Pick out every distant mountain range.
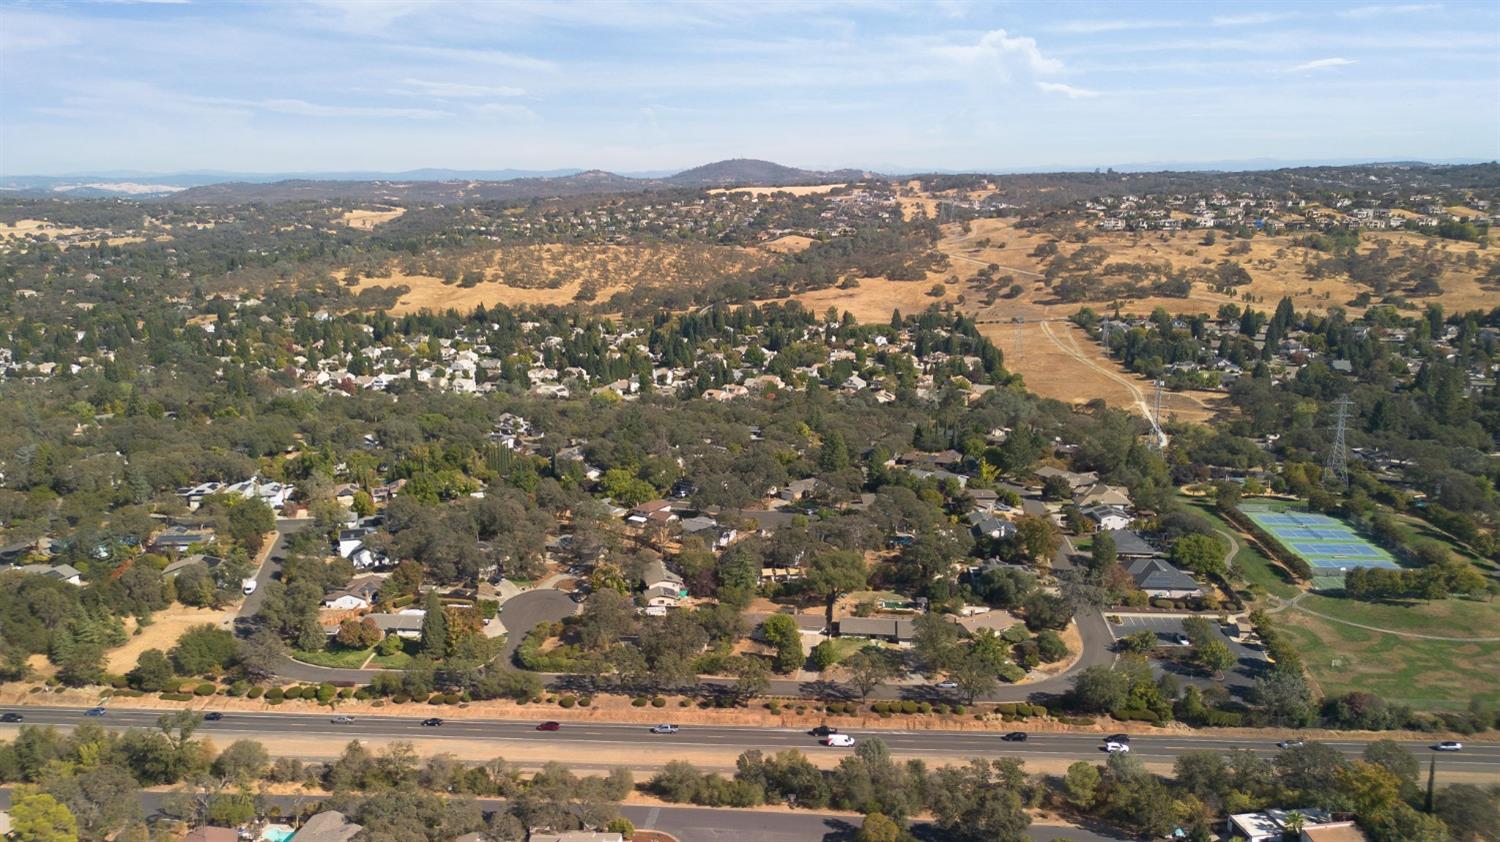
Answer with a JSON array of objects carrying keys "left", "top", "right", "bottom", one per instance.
[{"left": 0, "top": 159, "right": 869, "bottom": 203}]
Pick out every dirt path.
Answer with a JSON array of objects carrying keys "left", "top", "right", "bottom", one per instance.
[
  {"left": 1288, "top": 602, "right": 1500, "bottom": 642},
  {"left": 1040, "top": 320, "right": 1152, "bottom": 418}
]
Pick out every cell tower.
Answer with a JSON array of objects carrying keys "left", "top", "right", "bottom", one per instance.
[{"left": 1324, "top": 395, "right": 1353, "bottom": 487}]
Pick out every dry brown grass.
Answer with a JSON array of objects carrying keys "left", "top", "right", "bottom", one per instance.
[
  {"left": 340, "top": 207, "right": 405, "bottom": 229},
  {"left": 108, "top": 605, "right": 238, "bottom": 673},
  {"left": 762, "top": 234, "right": 816, "bottom": 253},
  {"left": 790, "top": 277, "right": 956, "bottom": 324},
  {"left": 708, "top": 184, "right": 846, "bottom": 197}
]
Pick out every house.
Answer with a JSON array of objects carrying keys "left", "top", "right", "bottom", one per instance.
[
  {"left": 354, "top": 613, "right": 424, "bottom": 639},
  {"left": 1226, "top": 808, "right": 1339, "bottom": 842},
  {"left": 627, "top": 500, "right": 677, "bottom": 525},
  {"left": 779, "top": 478, "right": 821, "bottom": 502},
  {"left": 184, "top": 827, "right": 239, "bottom": 842},
  {"left": 968, "top": 512, "right": 1016, "bottom": 541},
  {"left": 899, "top": 449, "right": 963, "bottom": 468},
  {"left": 640, "top": 559, "right": 686, "bottom": 594},
  {"left": 1080, "top": 505, "right": 1133, "bottom": 531},
  {"left": 1074, "top": 482, "right": 1132, "bottom": 508},
  {"left": 1103, "top": 530, "right": 1162, "bottom": 560},
  {"left": 322, "top": 575, "right": 384, "bottom": 610},
  {"left": 1034, "top": 466, "right": 1098, "bottom": 490},
  {"left": 643, "top": 584, "right": 684, "bottom": 610},
  {"left": 1127, "top": 558, "right": 1203, "bottom": 599},
  {"left": 336, "top": 528, "right": 374, "bottom": 558},
  {"left": 161, "top": 554, "right": 222, "bottom": 579},
  {"left": 371, "top": 478, "right": 406, "bottom": 503},
  {"left": 151, "top": 526, "right": 213, "bottom": 553},
  {"left": 1299, "top": 823, "right": 1369, "bottom": 842},
  {"left": 291, "top": 810, "right": 363, "bottom": 842},
  {"left": 836, "top": 617, "right": 916, "bottom": 644},
  {"left": 16, "top": 563, "right": 83, "bottom": 586}
]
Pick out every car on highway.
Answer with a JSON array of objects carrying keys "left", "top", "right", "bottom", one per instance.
[
  {"left": 203, "top": 712, "right": 223, "bottom": 722},
  {"left": 1104, "top": 741, "right": 1130, "bottom": 753},
  {"left": 330, "top": 716, "right": 355, "bottom": 724},
  {"left": 1105, "top": 733, "right": 1130, "bottom": 744},
  {"left": 934, "top": 680, "right": 959, "bottom": 690},
  {"left": 1002, "top": 731, "right": 1027, "bottom": 742},
  {"left": 422, "top": 718, "right": 444, "bottom": 727},
  {"left": 536, "top": 721, "right": 561, "bottom": 731},
  {"left": 84, "top": 707, "right": 106, "bottom": 717},
  {"left": 1433, "top": 741, "right": 1464, "bottom": 752},
  {"left": 1277, "top": 739, "right": 1304, "bottom": 749},
  {"left": 650, "top": 724, "right": 679, "bottom": 734},
  {"left": 1, "top": 712, "right": 22, "bottom": 722},
  {"left": 809, "top": 725, "right": 839, "bottom": 737},
  {"left": 822, "top": 734, "right": 856, "bottom": 747}
]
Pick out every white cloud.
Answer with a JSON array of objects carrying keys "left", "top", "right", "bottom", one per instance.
[
  {"left": 1289, "top": 57, "right": 1357, "bottom": 72},
  {"left": 933, "top": 28, "right": 1063, "bottom": 79},
  {"left": 397, "top": 78, "right": 526, "bottom": 98},
  {"left": 1036, "top": 81, "right": 1099, "bottom": 98},
  {"left": 1211, "top": 12, "right": 1299, "bottom": 26},
  {"left": 1341, "top": 3, "right": 1441, "bottom": 18},
  {"left": 469, "top": 103, "right": 539, "bottom": 121},
  {"left": 1049, "top": 19, "right": 1179, "bottom": 34}
]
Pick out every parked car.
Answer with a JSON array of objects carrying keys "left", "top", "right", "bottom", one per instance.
[
  {"left": 1434, "top": 741, "right": 1464, "bottom": 752},
  {"left": 330, "top": 716, "right": 355, "bottom": 724},
  {"left": 84, "top": 707, "right": 106, "bottom": 717},
  {"left": 1002, "top": 731, "right": 1027, "bottom": 742},
  {"left": 422, "top": 718, "right": 444, "bottom": 727},
  {"left": 822, "top": 734, "right": 856, "bottom": 747},
  {"left": 935, "top": 680, "right": 959, "bottom": 690},
  {"left": 1174, "top": 633, "right": 1191, "bottom": 646},
  {"left": 241, "top": 578, "right": 258, "bottom": 595},
  {"left": 536, "top": 721, "right": 561, "bottom": 731},
  {"left": 809, "top": 725, "right": 839, "bottom": 737},
  {"left": 1277, "top": 739, "right": 1304, "bottom": 749},
  {"left": 650, "top": 724, "right": 679, "bottom": 734},
  {"left": 1104, "top": 741, "right": 1131, "bottom": 753},
  {"left": 0, "top": 712, "right": 22, "bottom": 722},
  {"left": 203, "top": 712, "right": 223, "bottom": 722}
]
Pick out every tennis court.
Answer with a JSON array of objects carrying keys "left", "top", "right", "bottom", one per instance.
[{"left": 1241, "top": 503, "right": 1398, "bottom": 586}]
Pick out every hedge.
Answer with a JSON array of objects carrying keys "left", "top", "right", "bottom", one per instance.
[
  {"left": 194, "top": 683, "right": 217, "bottom": 696},
  {"left": 651, "top": 697, "right": 666, "bottom": 708},
  {"left": 247, "top": 686, "right": 264, "bottom": 699},
  {"left": 266, "top": 687, "right": 284, "bottom": 701},
  {"left": 159, "top": 693, "right": 193, "bottom": 701},
  {"left": 559, "top": 696, "right": 577, "bottom": 708},
  {"left": 1114, "top": 708, "right": 1161, "bottom": 723}
]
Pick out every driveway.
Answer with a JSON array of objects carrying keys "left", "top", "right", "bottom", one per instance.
[
  {"left": 498, "top": 588, "right": 578, "bottom": 666},
  {"left": 1112, "top": 615, "right": 1269, "bottom": 698}
]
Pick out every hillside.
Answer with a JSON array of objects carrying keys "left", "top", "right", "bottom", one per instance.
[{"left": 666, "top": 158, "right": 865, "bottom": 187}]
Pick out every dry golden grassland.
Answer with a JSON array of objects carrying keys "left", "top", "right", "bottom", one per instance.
[
  {"left": 340, "top": 207, "right": 406, "bottom": 229},
  {"left": 708, "top": 184, "right": 847, "bottom": 197}
]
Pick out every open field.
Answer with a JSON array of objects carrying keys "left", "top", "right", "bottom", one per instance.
[
  {"left": 1280, "top": 595, "right": 1500, "bottom": 710},
  {"left": 107, "top": 605, "right": 238, "bottom": 673},
  {"left": 708, "top": 184, "right": 846, "bottom": 197},
  {"left": 762, "top": 234, "right": 816, "bottom": 253},
  {"left": 340, "top": 207, "right": 405, "bottom": 229},
  {"left": 1183, "top": 499, "right": 1299, "bottom": 600},
  {"left": 789, "top": 276, "right": 956, "bottom": 323}
]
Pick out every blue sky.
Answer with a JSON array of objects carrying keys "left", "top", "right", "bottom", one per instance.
[{"left": 2, "top": 0, "right": 1498, "bottom": 175}]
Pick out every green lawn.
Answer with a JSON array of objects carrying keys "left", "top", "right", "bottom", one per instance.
[
  {"left": 816, "top": 636, "right": 869, "bottom": 665},
  {"left": 291, "top": 646, "right": 375, "bottom": 669},
  {"left": 1297, "top": 592, "right": 1500, "bottom": 636},
  {"left": 1184, "top": 499, "right": 1298, "bottom": 600}
]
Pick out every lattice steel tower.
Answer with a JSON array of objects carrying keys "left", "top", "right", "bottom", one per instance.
[{"left": 1324, "top": 395, "right": 1353, "bottom": 487}]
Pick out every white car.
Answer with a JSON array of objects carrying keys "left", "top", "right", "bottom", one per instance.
[
  {"left": 823, "top": 734, "right": 856, "bottom": 747},
  {"left": 935, "top": 680, "right": 959, "bottom": 690},
  {"left": 1104, "top": 741, "right": 1130, "bottom": 753},
  {"left": 1434, "top": 741, "right": 1463, "bottom": 752},
  {"left": 241, "top": 578, "right": 258, "bottom": 595}
]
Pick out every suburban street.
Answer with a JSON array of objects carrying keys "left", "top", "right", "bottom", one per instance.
[{"left": 5, "top": 706, "right": 1497, "bottom": 777}]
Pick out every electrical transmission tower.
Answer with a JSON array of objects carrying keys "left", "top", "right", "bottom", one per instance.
[{"left": 1324, "top": 395, "right": 1353, "bottom": 487}]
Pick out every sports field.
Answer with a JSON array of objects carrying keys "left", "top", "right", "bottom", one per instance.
[{"left": 1240, "top": 502, "right": 1397, "bottom": 588}]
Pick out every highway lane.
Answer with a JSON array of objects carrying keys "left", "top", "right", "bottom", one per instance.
[{"left": 6, "top": 706, "right": 1498, "bottom": 775}]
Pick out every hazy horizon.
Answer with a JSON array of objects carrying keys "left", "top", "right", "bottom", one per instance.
[{"left": 3, "top": 0, "right": 1499, "bottom": 175}]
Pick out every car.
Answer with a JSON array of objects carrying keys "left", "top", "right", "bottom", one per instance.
[
  {"left": 1104, "top": 741, "right": 1131, "bottom": 753},
  {"left": 1277, "top": 739, "right": 1304, "bottom": 749},
  {"left": 1434, "top": 741, "right": 1464, "bottom": 752},
  {"left": 422, "top": 718, "right": 444, "bottom": 727},
  {"left": 536, "top": 721, "right": 561, "bottom": 731},
  {"left": 241, "top": 578, "right": 258, "bottom": 595},
  {"left": 934, "top": 680, "right": 959, "bottom": 690},
  {"left": 1174, "top": 633, "right": 1191, "bottom": 646},
  {"left": 203, "top": 712, "right": 223, "bottom": 722},
  {"left": 809, "top": 725, "right": 839, "bottom": 737},
  {"left": 0, "top": 712, "right": 22, "bottom": 722},
  {"left": 84, "top": 707, "right": 106, "bottom": 717},
  {"left": 822, "top": 734, "right": 856, "bottom": 747},
  {"left": 650, "top": 724, "right": 679, "bottom": 734},
  {"left": 1105, "top": 733, "right": 1130, "bottom": 744},
  {"left": 1002, "top": 731, "right": 1028, "bottom": 742},
  {"left": 330, "top": 716, "right": 355, "bottom": 724}
]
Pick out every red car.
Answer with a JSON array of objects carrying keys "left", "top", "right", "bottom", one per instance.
[{"left": 536, "top": 721, "right": 561, "bottom": 731}]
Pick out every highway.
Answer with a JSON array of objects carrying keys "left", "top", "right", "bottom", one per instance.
[{"left": 6, "top": 706, "right": 1497, "bottom": 777}]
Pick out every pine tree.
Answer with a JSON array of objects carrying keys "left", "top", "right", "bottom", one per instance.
[{"left": 420, "top": 591, "right": 448, "bottom": 660}]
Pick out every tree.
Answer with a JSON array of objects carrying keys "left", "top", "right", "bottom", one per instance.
[
  {"left": 212, "top": 739, "right": 270, "bottom": 783},
  {"left": 856, "top": 812, "right": 905, "bottom": 842},
  {"left": 760, "top": 614, "right": 804, "bottom": 674},
  {"left": 1252, "top": 669, "right": 1316, "bottom": 726},
  {"left": 1195, "top": 639, "right": 1234, "bottom": 677},
  {"left": 336, "top": 617, "right": 384, "bottom": 649},
  {"left": 843, "top": 646, "right": 899, "bottom": 702},
  {"left": 127, "top": 648, "right": 173, "bottom": 692},
  {"left": 1361, "top": 740, "right": 1418, "bottom": 788},
  {"left": 950, "top": 648, "right": 1000, "bottom": 704},
  {"left": 805, "top": 550, "right": 868, "bottom": 627},
  {"left": 810, "top": 640, "right": 839, "bottom": 672},
  {"left": 1434, "top": 783, "right": 1499, "bottom": 842},
  {"left": 169, "top": 625, "right": 238, "bottom": 675},
  {"left": 1089, "top": 531, "right": 1117, "bottom": 571},
  {"left": 225, "top": 497, "right": 276, "bottom": 553},
  {"left": 1063, "top": 761, "right": 1100, "bottom": 808},
  {"left": 928, "top": 758, "right": 1032, "bottom": 842},
  {"left": 9, "top": 788, "right": 79, "bottom": 842},
  {"left": 420, "top": 591, "right": 447, "bottom": 660},
  {"left": 1014, "top": 516, "right": 1060, "bottom": 563},
  {"left": 1068, "top": 665, "right": 1128, "bottom": 713},
  {"left": 912, "top": 612, "right": 963, "bottom": 674},
  {"left": 731, "top": 656, "right": 771, "bottom": 703},
  {"left": 1170, "top": 534, "right": 1227, "bottom": 577}
]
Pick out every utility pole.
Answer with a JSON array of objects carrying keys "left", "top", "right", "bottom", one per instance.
[{"left": 1324, "top": 395, "right": 1353, "bottom": 487}]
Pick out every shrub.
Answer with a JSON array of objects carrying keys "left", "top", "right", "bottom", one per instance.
[
  {"left": 160, "top": 692, "right": 193, "bottom": 701},
  {"left": 1027, "top": 703, "right": 1048, "bottom": 717},
  {"left": 871, "top": 702, "right": 888, "bottom": 714},
  {"left": 445, "top": 693, "right": 461, "bottom": 704},
  {"left": 267, "top": 698, "right": 283, "bottom": 706},
  {"left": 678, "top": 699, "right": 690, "bottom": 707},
  {"left": 282, "top": 686, "right": 301, "bottom": 700},
  {"left": 1114, "top": 708, "right": 1160, "bottom": 723},
  {"left": 952, "top": 705, "right": 965, "bottom": 715},
  {"left": 559, "top": 696, "right": 577, "bottom": 708},
  {"left": 632, "top": 697, "right": 648, "bottom": 707},
  {"left": 651, "top": 697, "right": 666, "bottom": 708},
  {"left": 918, "top": 702, "right": 932, "bottom": 714},
  {"left": 266, "top": 687, "right": 284, "bottom": 701},
  {"left": 996, "top": 702, "right": 1019, "bottom": 715},
  {"left": 338, "top": 687, "right": 354, "bottom": 699},
  {"left": 428, "top": 694, "right": 444, "bottom": 705},
  {"left": 579, "top": 696, "right": 593, "bottom": 707},
  {"left": 194, "top": 683, "right": 216, "bottom": 696},
  {"left": 353, "top": 689, "right": 370, "bottom": 701},
  {"left": 392, "top": 693, "right": 410, "bottom": 704},
  {"left": 227, "top": 680, "right": 249, "bottom": 697}
]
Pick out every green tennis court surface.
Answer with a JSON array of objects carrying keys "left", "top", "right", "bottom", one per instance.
[{"left": 1241, "top": 503, "right": 1398, "bottom": 581}]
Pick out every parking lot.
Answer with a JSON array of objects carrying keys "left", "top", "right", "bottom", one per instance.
[{"left": 1109, "top": 615, "right": 1270, "bottom": 698}]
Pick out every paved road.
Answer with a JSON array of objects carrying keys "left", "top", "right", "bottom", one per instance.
[
  {"left": 7, "top": 706, "right": 1497, "bottom": 776},
  {"left": 498, "top": 589, "right": 578, "bottom": 665},
  {"left": 0, "top": 789, "right": 1129, "bottom": 842}
]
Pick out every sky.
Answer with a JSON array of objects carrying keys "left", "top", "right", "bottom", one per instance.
[{"left": 2, "top": 0, "right": 1499, "bottom": 176}]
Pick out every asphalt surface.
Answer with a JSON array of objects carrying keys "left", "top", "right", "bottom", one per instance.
[
  {"left": 497, "top": 588, "right": 578, "bottom": 664},
  {"left": 0, "top": 789, "right": 1130, "bottom": 842},
  {"left": 6, "top": 706, "right": 1497, "bottom": 776}
]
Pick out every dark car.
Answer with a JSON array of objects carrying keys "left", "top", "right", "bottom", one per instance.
[
  {"left": 84, "top": 707, "right": 106, "bottom": 717},
  {"left": 203, "top": 712, "right": 223, "bottom": 722},
  {"left": 422, "top": 718, "right": 444, "bottom": 727},
  {"left": 1104, "top": 733, "right": 1130, "bottom": 744},
  {"left": 1002, "top": 731, "right": 1027, "bottom": 742},
  {"left": 0, "top": 712, "right": 22, "bottom": 722},
  {"left": 809, "top": 725, "right": 839, "bottom": 737},
  {"left": 536, "top": 721, "right": 561, "bottom": 731}
]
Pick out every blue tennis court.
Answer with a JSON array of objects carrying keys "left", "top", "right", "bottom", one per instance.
[{"left": 1241, "top": 503, "right": 1399, "bottom": 574}]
